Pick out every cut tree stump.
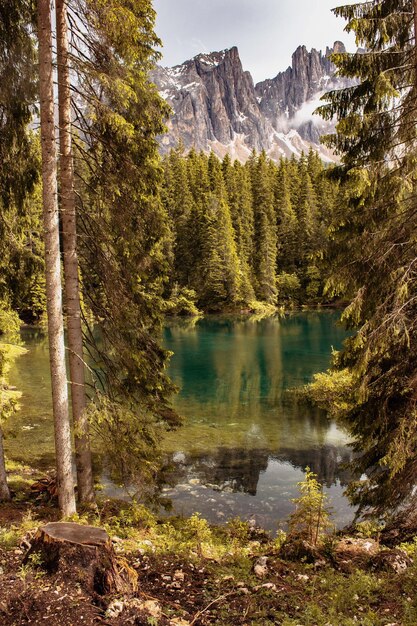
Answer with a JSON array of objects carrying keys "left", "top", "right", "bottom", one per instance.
[{"left": 24, "top": 522, "right": 138, "bottom": 595}]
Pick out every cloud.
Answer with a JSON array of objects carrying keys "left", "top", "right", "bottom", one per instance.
[{"left": 291, "top": 96, "right": 324, "bottom": 128}]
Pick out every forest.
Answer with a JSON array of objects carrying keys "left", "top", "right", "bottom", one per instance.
[
  {"left": 1, "top": 0, "right": 417, "bottom": 625},
  {"left": 162, "top": 148, "right": 340, "bottom": 313}
]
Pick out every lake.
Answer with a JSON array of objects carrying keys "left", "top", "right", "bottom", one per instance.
[{"left": 6, "top": 311, "right": 354, "bottom": 530}]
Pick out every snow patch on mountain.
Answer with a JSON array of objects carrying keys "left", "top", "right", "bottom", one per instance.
[{"left": 151, "top": 43, "right": 349, "bottom": 162}]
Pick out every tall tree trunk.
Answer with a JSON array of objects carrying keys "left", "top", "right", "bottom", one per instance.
[
  {"left": 415, "top": 0, "right": 417, "bottom": 70},
  {"left": 37, "top": 0, "right": 76, "bottom": 516},
  {"left": 56, "top": 0, "right": 95, "bottom": 505},
  {"left": 0, "top": 428, "right": 11, "bottom": 501}
]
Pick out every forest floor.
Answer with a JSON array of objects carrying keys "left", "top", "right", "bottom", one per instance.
[{"left": 0, "top": 464, "right": 417, "bottom": 626}]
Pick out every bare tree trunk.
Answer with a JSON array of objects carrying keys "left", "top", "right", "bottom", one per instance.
[
  {"left": 37, "top": 0, "right": 76, "bottom": 517},
  {"left": 56, "top": 0, "right": 95, "bottom": 505},
  {"left": 415, "top": 0, "right": 417, "bottom": 69},
  {"left": 0, "top": 428, "right": 11, "bottom": 501}
]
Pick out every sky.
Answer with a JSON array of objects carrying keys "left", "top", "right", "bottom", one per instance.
[{"left": 154, "top": 0, "right": 356, "bottom": 83}]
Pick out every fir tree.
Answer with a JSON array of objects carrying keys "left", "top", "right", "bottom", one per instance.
[
  {"left": 249, "top": 152, "right": 278, "bottom": 303},
  {"left": 316, "top": 0, "right": 417, "bottom": 513},
  {"left": 68, "top": 0, "right": 181, "bottom": 484},
  {"left": 274, "top": 158, "right": 298, "bottom": 274}
]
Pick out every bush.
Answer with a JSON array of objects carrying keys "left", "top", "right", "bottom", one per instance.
[
  {"left": 287, "top": 467, "right": 334, "bottom": 547},
  {"left": 304, "top": 367, "right": 355, "bottom": 419},
  {"left": 276, "top": 272, "right": 301, "bottom": 303},
  {"left": 165, "top": 285, "right": 201, "bottom": 316}
]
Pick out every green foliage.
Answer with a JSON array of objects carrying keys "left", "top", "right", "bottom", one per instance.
[
  {"left": 0, "top": 341, "right": 27, "bottom": 426},
  {"left": 0, "top": 3, "right": 44, "bottom": 324},
  {"left": 305, "top": 366, "right": 355, "bottom": 419},
  {"left": 67, "top": 0, "right": 182, "bottom": 480},
  {"left": 315, "top": 0, "right": 417, "bottom": 514},
  {"left": 86, "top": 394, "right": 164, "bottom": 492},
  {"left": 225, "top": 517, "right": 251, "bottom": 545},
  {"left": 165, "top": 285, "right": 201, "bottom": 317},
  {"left": 355, "top": 520, "right": 384, "bottom": 539},
  {"left": 187, "top": 512, "right": 213, "bottom": 558},
  {"left": 288, "top": 467, "right": 334, "bottom": 546},
  {"left": 162, "top": 148, "right": 339, "bottom": 311},
  {"left": 276, "top": 272, "right": 301, "bottom": 303},
  {"left": 0, "top": 307, "right": 20, "bottom": 338}
]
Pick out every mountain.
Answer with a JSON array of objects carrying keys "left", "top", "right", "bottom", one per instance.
[{"left": 151, "top": 42, "right": 349, "bottom": 162}]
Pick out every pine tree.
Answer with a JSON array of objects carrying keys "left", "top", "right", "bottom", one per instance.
[
  {"left": 274, "top": 158, "right": 298, "bottom": 274},
  {"left": 222, "top": 156, "right": 255, "bottom": 302},
  {"left": 316, "top": 0, "right": 417, "bottom": 513},
  {"left": 0, "top": 1, "right": 44, "bottom": 324},
  {"left": 162, "top": 147, "right": 196, "bottom": 288},
  {"left": 249, "top": 152, "right": 278, "bottom": 303},
  {"left": 69, "top": 0, "right": 181, "bottom": 483},
  {"left": 299, "top": 162, "right": 321, "bottom": 299}
]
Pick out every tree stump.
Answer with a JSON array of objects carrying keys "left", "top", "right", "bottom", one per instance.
[{"left": 25, "top": 522, "right": 137, "bottom": 596}]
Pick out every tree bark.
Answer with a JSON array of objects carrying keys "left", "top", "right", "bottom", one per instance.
[
  {"left": 56, "top": 0, "right": 95, "bottom": 505},
  {"left": 415, "top": 0, "right": 417, "bottom": 70},
  {"left": 0, "top": 428, "right": 11, "bottom": 501},
  {"left": 37, "top": 0, "right": 76, "bottom": 516}
]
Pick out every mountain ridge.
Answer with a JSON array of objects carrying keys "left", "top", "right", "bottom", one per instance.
[{"left": 152, "top": 42, "right": 349, "bottom": 162}]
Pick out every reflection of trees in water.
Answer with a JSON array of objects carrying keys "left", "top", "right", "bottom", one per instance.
[
  {"left": 165, "top": 443, "right": 353, "bottom": 497},
  {"left": 165, "top": 316, "right": 284, "bottom": 411},
  {"left": 274, "top": 446, "right": 352, "bottom": 488},
  {"left": 164, "top": 313, "right": 349, "bottom": 452}
]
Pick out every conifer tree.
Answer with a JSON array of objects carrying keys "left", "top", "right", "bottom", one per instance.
[
  {"left": 222, "top": 156, "right": 255, "bottom": 302},
  {"left": 250, "top": 152, "right": 278, "bottom": 303},
  {"left": 162, "top": 147, "right": 195, "bottom": 288},
  {"left": 68, "top": 0, "right": 180, "bottom": 483},
  {"left": 56, "top": 0, "right": 94, "bottom": 505},
  {"left": 296, "top": 160, "right": 321, "bottom": 299},
  {"left": 187, "top": 152, "right": 242, "bottom": 308},
  {"left": 0, "top": 1, "right": 44, "bottom": 323},
  {"left": 274, "top": 158, "right": 298, "bottom": 274},
  {"left": 317, "top": 0, "right": 417, "bottom": 512}
]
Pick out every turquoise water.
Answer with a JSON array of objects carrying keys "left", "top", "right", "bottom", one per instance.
[
  {"left": 6, "top": 311, "right": 354, "bottom": 530},
  {"left": 160, "top": 311, "right": 354, "bottom": 529}
]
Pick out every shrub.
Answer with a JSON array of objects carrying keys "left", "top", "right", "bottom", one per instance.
[{"left": 288, "top": 467, "right": 334, "bottom": 547}]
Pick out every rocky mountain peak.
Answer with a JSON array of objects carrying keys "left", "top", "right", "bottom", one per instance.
[{"left": 152, "top": 42, "right": 349, "bottom": 162}]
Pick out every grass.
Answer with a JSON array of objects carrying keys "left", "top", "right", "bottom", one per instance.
[{"left": 0, "top": 469, "right": 416, "bottom": 625}]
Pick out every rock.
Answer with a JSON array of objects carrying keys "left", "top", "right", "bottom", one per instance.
[
  {"left": 280, "top": 538, "right": 321, "bottom": 563},
  {"left": 111, "top": 535, "right": 122, "bottom": 544},
  {"left": 296, "top": 574, "right": 309, "bottom": 582},
  {"left": 253, "top": 556, "right": 268, "bottom": 578},
  {"left": 335, "top": 537, "right": 380, "bottom": 557},
  {"left": 174, "top": 569, "right": 185, "bottom": 581},
  {"left": 139, "top": 600, "right": 162, "bottom": 618},
  {"left": 255, "top": 582, "right": 277, "bottom": 591},
  {"left": 151, "top": 43, "right": 352, "bottom": 162},
  {"left": 333, "top": 536, "right": 381, "bottom": 571},
  {"left": 371, "top": 549, "right": 412, "bottom": 574},
  {"left": 106, "top": 600, "right": 124, "bottom": 618}
]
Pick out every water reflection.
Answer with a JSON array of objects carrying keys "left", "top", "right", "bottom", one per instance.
[
  {"left": 158, "top": 444, "right": 354, "bottom": 531},
  {"left": 161, "top": 312, "right": 354, "bottom": 528},
  {"left": 167, "top": 444, "right": 352, "bottom": 495},
  {"left": 7, "top": 312, "right": 354, "bottom": 529}
]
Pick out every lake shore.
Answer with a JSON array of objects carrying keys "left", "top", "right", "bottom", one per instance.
[{"left": 0, "top": 469, "right": 416, "bottom": 626}]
